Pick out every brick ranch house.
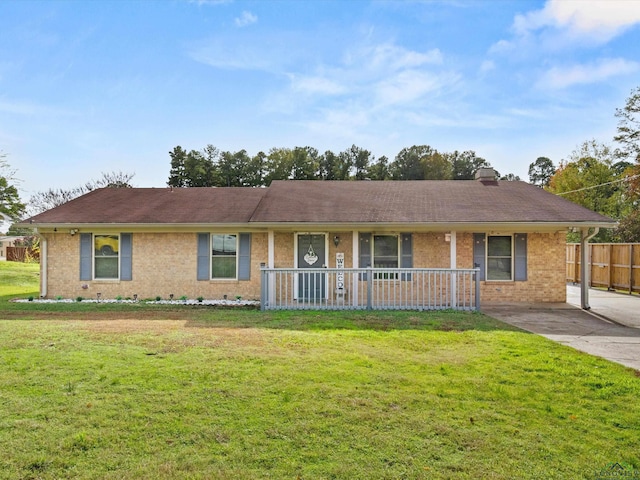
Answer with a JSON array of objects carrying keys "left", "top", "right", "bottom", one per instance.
[{"left": 21, "top": 169, "right": 615, "bottom": 309}]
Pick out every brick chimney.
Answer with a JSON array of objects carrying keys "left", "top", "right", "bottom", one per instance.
[{"left": 475, "top": 167, "right": 497, "bottom": 181}]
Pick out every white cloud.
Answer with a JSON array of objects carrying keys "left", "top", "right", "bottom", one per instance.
[
  {"left": 488, "top": 39, "right": 514, "bottom": 55},
  {"left": 0, "top": 98, "right": 75, "bottom": 117},
  {"left": 368, "top": 44, "right": 443, "bottom": 70},
  {"left": 189, "top": 0, "right": 232, "bottom": 5},
  {"left": 306, "top": 108, "right": 371, "bottom": 136},
  {"left": 514, "top": 0, "right": 640, "bottom": 42},
  {"left": 190, "top": 44, "right": 271, "bottom": 70},
  {"left": 374, "top": 70, "right": 457, "bottom": 106},
  {"left": 235, "top": 11, "right": 257, "bottom": 28},
  {"left": 289, "top": 75, "right": 347, "bottom": 96},
  {"left": 537, "top": 58, "right": 639, "bottom": 89},
  {"left": 479, "top": 60, "right": 495, "bottom": 74},
  {"left": 189, "top": 30, "right": 306, "bottom": 71},
  {"left": 490, "top": 0, "right": 640, "bottom": 56}
]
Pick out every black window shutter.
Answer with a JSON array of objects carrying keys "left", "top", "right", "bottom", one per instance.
[
  {"left": 197, "top": 233, "right": 210, "bottom": 281},
  {"left": 473, "top": 233, "right": 486, "bottom": 281},
  {"left": 514, "top": 233, "right": 528, "bottom": 281},
  {"left": 238, "top": 233, "right": 251, "bottom": 281},
  {"left": 79, "top": 233, "right": 92, "bottom": 281},
  {"left": 120, "top": 233, "right": 133, "bottom": 281}
]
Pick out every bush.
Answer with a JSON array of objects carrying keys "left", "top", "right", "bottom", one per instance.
[{"left": 614, "top": 210, "right": 640, "bottom": 242}]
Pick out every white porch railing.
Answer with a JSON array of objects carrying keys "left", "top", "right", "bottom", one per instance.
[{"left": 260, "top": 268, "right": 480, "bottom": 311}]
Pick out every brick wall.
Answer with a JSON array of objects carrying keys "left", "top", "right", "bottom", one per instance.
[
  {"left": 456, "top": 232, "right": 566, "bottom": 303},
  {"left": 42, "top": 232, "right": 267, "bottom": 300},
  {"left": 413, "top": 232, "right": 451, "bottom": 268},
  {"left": 41, "top": 230, "right": 566, "bottom": 303}
]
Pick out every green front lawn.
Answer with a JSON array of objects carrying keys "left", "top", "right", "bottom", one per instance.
[
  {"left": 0, "top": 260, "right": 40, "bottom": 298},
  {"left": 0, "top": 261, "right": 638, "bottom": 479}
]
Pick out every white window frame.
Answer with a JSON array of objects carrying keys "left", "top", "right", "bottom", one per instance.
[
  {"left": 371, "top": 234, "right": 400, "bottom": 268},
  {"left": 372, "top": 234, "right": 400, "bottom": 279},
  {"left": 211, "top": 233, "right": 238, "bottom": 280},
  {"left": 486, "top": 234, "right": 514, "bottom": 282},
  {"left": 93, "top": 233, "right": 120, "bottom": 280}
]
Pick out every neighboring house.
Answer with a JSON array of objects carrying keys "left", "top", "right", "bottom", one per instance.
[
  {"left": 19, "top": 169, "right": 615, "bottom": 308},
  {"left": 0, "top": 236, "right": 26, "bottom": 258}
]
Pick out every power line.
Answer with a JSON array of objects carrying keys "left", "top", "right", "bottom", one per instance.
[{"left": 554, "top": 174, "right": 639, "bottom": 196}]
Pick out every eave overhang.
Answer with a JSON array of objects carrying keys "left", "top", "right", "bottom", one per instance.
[{"left": 25, "top": 220, "right": 617, "bottom": 234}]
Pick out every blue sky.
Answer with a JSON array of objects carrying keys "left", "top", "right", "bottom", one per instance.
[{"left": 2, "top": 0, "right": 640, "bottom": 202}]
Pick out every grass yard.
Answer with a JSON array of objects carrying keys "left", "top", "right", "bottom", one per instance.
[{"left": 0, "top": 261, "right": 639, "bottom": 479}]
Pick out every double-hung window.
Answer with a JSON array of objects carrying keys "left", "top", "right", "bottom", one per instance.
[
  {"left": 373, "top": 234, "right": 399, "bottom": 267},
  {"left": 94, "top": 234, "right": 119, "bottom": 279},
  {"left": 197, "top": 233, "right": 250, "bottom": 281},
  {"left": 486, "top": 235, "right": 513, "bottom": 281},
  {"left": 211, "top": 234, "right": 237, "bottom": 279},
  {"left": 373, "top": 234, "right": 399, "bottom": 279},
  {"left": 474, "top": 233, "right": 527, "bottom": 282},
  {"left": 80, "top": 233, "right": 131, "bottom": 282},
  {"left": 359, "top": 233, "right": 412, "bottom": 280}
]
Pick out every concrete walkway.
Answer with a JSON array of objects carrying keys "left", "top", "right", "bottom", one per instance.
[
  {"left": 482, "top": 285, "right": 640, "bottom": 370},
  {"left": 566, "top": 285, "right": 640, "bottom": 328}
]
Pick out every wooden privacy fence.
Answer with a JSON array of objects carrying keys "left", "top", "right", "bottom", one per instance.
[
  {"left": 567, "top": 243, "right": 640, "bottom": 294},
  {"left": 6, "top": 246, "right": 39, "bottom": 262}
]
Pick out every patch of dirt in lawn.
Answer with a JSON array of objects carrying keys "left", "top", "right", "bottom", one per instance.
[
  {"left": 72, "top": 318, "right": 272, "bottom": 352},
  {"left": 77, "top": 319, "right": 188, "bottom": 334},
  {"left": 4, "top": 310, "right": 277, "bottom": 352},
  {"left": 2, "top": 310, "right": 190, "bottom": 321}
]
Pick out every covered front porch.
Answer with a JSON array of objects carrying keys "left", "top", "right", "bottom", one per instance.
[{"left": 260, "top": 267, "right": 480, "bottom": 311}]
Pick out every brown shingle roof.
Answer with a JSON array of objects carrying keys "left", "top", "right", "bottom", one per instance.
[
  {"left": 25, "top": 187, "right": 267, "bottom": 224},
  {"left": 251, "top": 180, "right": 615, "bottom": 224},
  {"left": 23, "top": 180, "right": 615, "bottom": 226}
]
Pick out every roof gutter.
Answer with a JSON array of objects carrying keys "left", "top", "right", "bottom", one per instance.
[{"left": 20, "top": 220, "right": 617, "bottom": 233}]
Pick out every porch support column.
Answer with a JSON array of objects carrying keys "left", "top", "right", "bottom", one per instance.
[
  {"left": 449, "top": 231, "right": 457, "bottom": 308},
  {"left": 449, "top": 231, "right": 457, "bottom": 268},
  {"left": 580, "top": 227, "right": 599, "bottom": 310},
  {"left": 267, "top": 231, "right": 275, "bottom": 306},
  {"left": 352, "top": 230, "right": 359, "bottom": 307},
  {"left": 268, "top": 231, "right": 275, "bottom": 268}
]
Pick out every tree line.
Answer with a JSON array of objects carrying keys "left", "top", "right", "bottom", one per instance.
[
  {"left": 531, "top": 86, "right": 640, "bottom": 242},
  {"left": 166, "top": 144, "right": 511, "bottom": 187},
  {"left": 3, "top": 87, "right": 639, "bottom": 242}
]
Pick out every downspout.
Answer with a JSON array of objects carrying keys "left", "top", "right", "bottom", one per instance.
[
  {"left": 34, "top": 229, "right": 47, "bottom": 298},
  {"left": 580, "top": 227, "right": 599, "bottom": 310}
]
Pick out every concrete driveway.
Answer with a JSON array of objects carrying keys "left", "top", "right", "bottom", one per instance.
[{"left": 482, "top": 285, "right": 640, "bottom": 370}]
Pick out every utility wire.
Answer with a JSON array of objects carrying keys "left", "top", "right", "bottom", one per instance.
[{"left": 554, "top": 173, "right": 639, "bottom": 196}]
